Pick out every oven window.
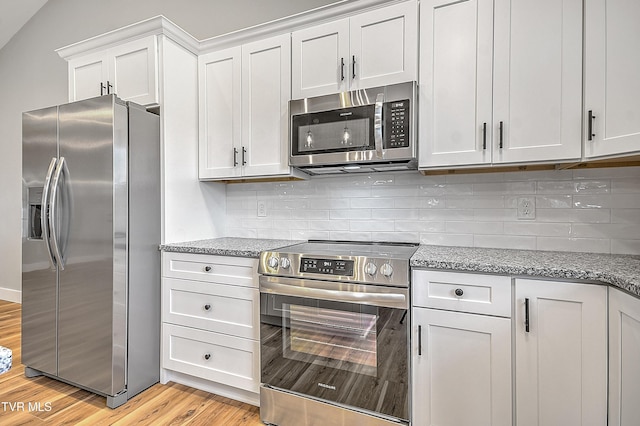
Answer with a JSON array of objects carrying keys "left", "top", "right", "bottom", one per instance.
[
  {"left": 291, "top": 105, "right": 374, "bottom": 155},
  {"left": 284, "top": 304, "right": 377, "bottom": 376},
  {"left": 260, "top": 293, "right": 409, "bottom": 421}
]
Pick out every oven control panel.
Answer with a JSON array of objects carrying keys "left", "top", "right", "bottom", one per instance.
[{"left": 300, "top": 258, "right": 354, "bottom": 276}]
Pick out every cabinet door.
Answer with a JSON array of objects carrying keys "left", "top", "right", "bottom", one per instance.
[
  {"left": 418, "top": 0, "right": 493, "bottom": 168},
  {"left": 68, "top": 51, "right": 107, "bottom": 102},
  {"left": 109, "top": 37, "right": 158, "bottom": 106},
  {"left": 413, "top": 307, "right": 512, "bottom": 426},
  {"left": 291, "top": 19, "right": 349, "bottom": 99},
  {"left": 349, "top": 0, "right": 418, "bottom": 91},
  {"left": 608, "top": 288, "right": 640, "bottom": 426},
  {"left": 515, "top": 279, "right": 607, "bottom": 426},
  {"left": 241, "top": 34, "right": 292, "bottom": 177},
  {"left": 493, "top": 0, "right": 582, "bottom": 164},
  {"left": 198, "top": 46, "right": 242, "bottom": 179},
  {"left": 584, "top": 0, "right": 640, "bottom": 158}
]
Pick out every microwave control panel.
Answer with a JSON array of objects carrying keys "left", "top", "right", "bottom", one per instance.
[{"left": 384, "top": 99, "right": 410, "bottom": 148}]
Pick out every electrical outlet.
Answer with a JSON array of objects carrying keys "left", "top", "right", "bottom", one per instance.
[
  {"left": 517, "top": 197, "right": 536, "bottom": 220},
  {"left": 257, "top": 200, "right": 267, "bottom": 217}
]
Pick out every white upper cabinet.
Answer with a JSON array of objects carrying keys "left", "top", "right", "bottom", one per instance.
[
  {"left": 199, "top": 47, "right": 242, "bottom": 179},
  {"left": 199, "top": 34, "right": 295, "bottom": 180},
  {"left": 68, "top": 36, "right": 158, "bottom": 106},
  {"left": 584, "top": 0, "right": 640, "bottom": 158},
  {"left": 420, "top": 0, "right": 582, "bottom": 168},
  {"left": 292, "top": 0, "right": 418, "bottom": 99}
]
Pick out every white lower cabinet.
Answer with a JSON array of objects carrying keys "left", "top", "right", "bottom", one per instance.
[
  {"left": 161, "top": 252, "right": 260, "bottom": 404},
  {"left": 514, "top": 279, "right": 607, "bottom": 426},
  {"left": 412, "top": 271, "right": 512, "bottom": 426},
  {"left": 608, "top": 287, "right": 640, "bottom": 426}
]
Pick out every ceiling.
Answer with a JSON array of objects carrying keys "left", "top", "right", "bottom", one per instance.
[{"left": 0, "top": 0, "right": 48, "bottom": 51}]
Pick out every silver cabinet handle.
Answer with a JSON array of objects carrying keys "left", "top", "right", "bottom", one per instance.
[
  {"left": 374, "top": 93, "right": 384, "bottom": 159},
  {"left": 42, "top": 157, "right": 58, "bottom": 269},
  {"left": 49, "top": 157, "right": 66, "bottom": 270}
]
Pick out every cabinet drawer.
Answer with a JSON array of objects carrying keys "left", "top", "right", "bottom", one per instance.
[
  {"left": 163, "top": 277, "right": 259, "bottom": 339},
  {"left": 162, "top": 252, "right": 258, "bottom": 288},
  {"left": 162, "top": 323, "right": 260, "bottom": 393},
  {"left": 413, "top": 270, "right": 511, "bottom": 317}
]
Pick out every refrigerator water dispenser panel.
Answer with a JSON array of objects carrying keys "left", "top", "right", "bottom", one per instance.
[{"left": 27, "top": 186, "right": 43, "bottom": 240}]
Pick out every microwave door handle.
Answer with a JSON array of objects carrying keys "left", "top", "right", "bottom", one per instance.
[{"left": 374, "top": 93, "right": 384, "bottom": 159}]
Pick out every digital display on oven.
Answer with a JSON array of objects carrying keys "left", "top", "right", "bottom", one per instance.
[{"left": 300, "top": 258, "right": 354, "bottom": 276}]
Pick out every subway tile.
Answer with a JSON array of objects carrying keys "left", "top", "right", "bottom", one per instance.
[
  {"left": 505, "top": 195, "right": 572, "bottom": 209},
  {"left": 308, "top": 220, "right": 349, "bottom": 231},
  {"left": 536, "top": 237, "right": 610, "bottom": 254},
  {"left": 257, "top": 229, "right": 291, "bottom": 239},
  {"left": 611, "top": 178, "right": 640, "bottom": 194},
  {"left": 351, "top": 197, "right": 395, "bottom": 208},
  {"left": 535, "top": 208, "right": 611, "bottom": 223},
  {"left": 307, "top": 198, "right": 351, "bottom": 209},
  {"left": 572, "top": 166, "right": 640, "bottom": 180},
  {"left": 504, "top": 222, "right": 571, "bottom": 237},
  {"left": 272, "top": 219, "right": 308, "bottom": 230},
  {"left": 242, "top": 218, "right": 275, "bottom": 229},
  {"left": 474, "top": 235, "right": 537, "bottom": 250},
  {"left": 351, "top": 220, "right": 394, "bottom": 232},
  {"left": 291, "top": 230, "right": 330, "bottom": 240},
  {"left": 473, "top": 181, "right": 536, "bottom": 195},
  {"left": 420, "top": 233, "right": 474, "bottom": 247},
  {"left": 571, "top": 223, "right": 640, "bottom": 239},
  {"left": 611, "top": 239, "right": 640, "bottom": 256},
  {"left": 395, "top": 220, "right": 446, "bottom": 233},
  {"left": 611, "top": 209, "right": 640, "bottom": 224},
  {"left": 226, "top": 228, "right": 257, "bottom": 238},
  {"left": 330, "top": 209, "right": 372, "bottom": 220},
  {"left": 377, "top": 209, "right": 421, "bottom": 220},
  {"left": 418, "top": 183, "right": 473, "bottom": 196},
  {"left": 444, "top": 172, "right": 505, "bottom": 184},
  {"left": 503, "top": 169, "right": 573, "bottom": 182},
  {"left": 473, "top": 208, "right": 517, "bottom": 222},
  {"left": 290, "top": 210, "right": 329, "bottom": 220},
  {"left": 446, "top": 196, "right": 505, "bottom": 209},
  {"left": 329, "top": 231, "right": 371, "bottom": 241},
  {"left": 537, "top": 180, "right": 610, "bottom": 194},
  {"left": 420, "top": 209, "right": 475, "bottom": 221},
  {"left": 371, "top": 186, "right": 423, "bottom": 198},
  {"left": 573, "top": 194, "right": 640, "bottom": 209},
  {"left": 446, "top": 221, "right": 504, "bottom": 235},
  {"left": 371, "top": 232, "right": 420, "bottom": 243}
]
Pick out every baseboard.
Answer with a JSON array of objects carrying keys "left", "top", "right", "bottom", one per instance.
[
  {"left": 160, "top": 369, "right": 259, "bottom": 406},
  {"left": 0, "top": 287, "right": 21, "bottom": 303}
]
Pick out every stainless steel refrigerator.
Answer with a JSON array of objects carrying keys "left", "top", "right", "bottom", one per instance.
[{"left": 21, "top": 94, "right": 161, "bottom": 408}]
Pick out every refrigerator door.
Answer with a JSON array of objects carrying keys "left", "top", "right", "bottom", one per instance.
[
  {"left": 55, "top": 95, "right": 128, "bottom": 396},
  {"left": 22, "top": 106, "right": 59, "bottom": 376}
]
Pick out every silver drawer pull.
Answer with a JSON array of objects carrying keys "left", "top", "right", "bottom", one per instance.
[
  {"left": 204, "top": 304, "right": 212, "bottom": 311},
  {"left": 204, "top": 353, "right": 211, "bottom": 361},
  {"left": 454, "top": 288, "right": 464, "bottom": 297},
  {"left": 204, "top": 265, "right": 212, "bottom": 272}
]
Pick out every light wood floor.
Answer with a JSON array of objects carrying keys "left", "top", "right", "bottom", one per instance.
[{"left": 0, "top": 300, "right": 263, "bottom": 425}]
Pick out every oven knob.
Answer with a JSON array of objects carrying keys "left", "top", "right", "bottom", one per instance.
[
  {"left": 380, "top": 263, "right": 394, "bottom": 278},
  {"left": 267, "top": 256, "right": 279, "bottom": 269},
  {"left": 280, "top": 257, "right": 290, "bottom": 269},
  {"left": 364, "top": 262, "right": 377, "bottom": 276}
]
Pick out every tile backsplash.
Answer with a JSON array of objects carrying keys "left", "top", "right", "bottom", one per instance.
[{"left": 225, "top": 166, "right": 640, "bottom": 255}]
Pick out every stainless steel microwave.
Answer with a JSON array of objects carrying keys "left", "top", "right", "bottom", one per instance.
[{"left": 289, "top": 81, "right": 417, "bottom": 175}]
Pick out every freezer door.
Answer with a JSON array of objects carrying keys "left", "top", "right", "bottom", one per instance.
[
  {"left": 22, "top": 106, "right": 59, "bottom": 376},
  {"left": 56, "top": 95, "right": 128, "bottom": 396}
]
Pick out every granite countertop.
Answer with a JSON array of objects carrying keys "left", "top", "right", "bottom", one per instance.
[
  {"left": 160, "top": 238, "right": 640, "bottom": 297},
  {"left": 160, "top": 237, "right": 303, "bottom": 258},
  {"left": 411, "top": 245, "right": 640, "bottom": 296}
]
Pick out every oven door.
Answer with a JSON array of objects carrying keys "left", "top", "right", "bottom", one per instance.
[{"left": 259, "top": 275, "right": 409, "bottom": 422}]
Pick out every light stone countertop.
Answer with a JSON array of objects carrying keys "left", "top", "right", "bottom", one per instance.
[
  {"left": 160, "top": 237, "right": 303, "bottom": 258},
  {"left": 160, "top": 238, "right": 640, "bottom": 297},
  {"left": 411, "top": 245, "right": 640, "bottom": 297}
]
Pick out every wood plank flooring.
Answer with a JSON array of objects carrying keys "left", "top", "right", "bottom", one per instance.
[{"left": 0, "top": 300, "right": 263, "bottom": 425}]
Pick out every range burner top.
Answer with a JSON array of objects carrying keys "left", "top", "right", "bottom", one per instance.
[{"left": 259, "top": 240, "right": 419, "bottom": 288}]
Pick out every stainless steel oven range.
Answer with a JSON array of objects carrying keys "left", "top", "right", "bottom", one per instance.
[{"left": 258, "top": 240, "right": 418, "bottom": 426}]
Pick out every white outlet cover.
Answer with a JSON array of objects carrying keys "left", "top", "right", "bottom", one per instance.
[
  {"left": 257, "top": 201, "right": 267, "bottom": 217},
  {"left": 517, "top": 197, "right": 536, "bottom": 220}
]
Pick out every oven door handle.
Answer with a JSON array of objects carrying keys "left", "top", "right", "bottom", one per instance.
[{"left": 259, "top": 275, "right": 408, "bottom": 309}]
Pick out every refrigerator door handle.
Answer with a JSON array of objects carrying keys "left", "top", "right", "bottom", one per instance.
[
  {"left": 42, "top": 157, "right": 58, "bottom": 269},
  {"left": 49, "top": 156, "right": 66, "bottom": 270}
]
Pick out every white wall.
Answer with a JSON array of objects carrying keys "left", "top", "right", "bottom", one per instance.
[
  {"left": 0, "top": 0, "right": 339, "bottom": 301},
  {"left": 226, "top": 166, "right": 640, "bottom": 255}
]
